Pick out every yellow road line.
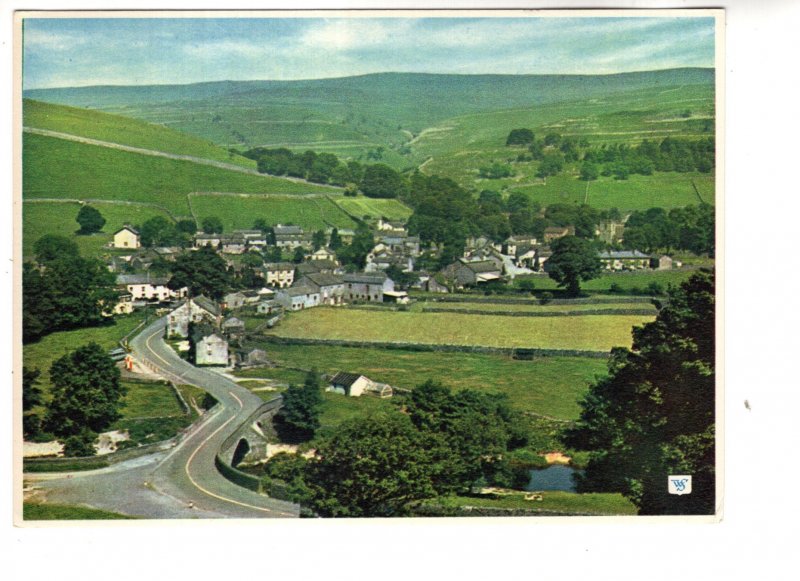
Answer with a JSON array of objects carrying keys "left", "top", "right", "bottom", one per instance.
[
  {"left": 144, "top": 328, "right": 173, "bottom": 368},
  {"left": 183, "top": 390, "right": 295, "bottom": 517}
]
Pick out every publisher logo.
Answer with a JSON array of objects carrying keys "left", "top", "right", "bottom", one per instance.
[{"left": 668, "top": 475, "right": 692, "bottom": 495}]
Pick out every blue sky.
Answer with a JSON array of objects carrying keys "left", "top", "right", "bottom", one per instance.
[{"left": 22, "top": 16, "right": 716, "bottom": 89}]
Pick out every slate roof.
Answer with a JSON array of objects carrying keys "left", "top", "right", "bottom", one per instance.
[
  {"left": 461, "top": 260, "right": 501, "bottom": 274},
  {"left": 115, "top": 225, "right": 139, "bottom": 235},
  {"left": 262, "top": 262, "right": 296, "bottom": 271},
  {"left": 344, "top": 273, "right": 388, "bottom": 285},
  {"left": 274, "top": 225, "right": 304, "bottom": 235},
  {"left": 330, "top": 371, "right": 364, "bottom": 388},
  {"left": 222, "top": 317, "right": 245, "bottom": 328},
  {"left": 282, "top": 285, "right": 316, "bottom": 298},
  {"left": 598, "top": 250, "right": 651, "bottom": 259},
  {"left": 299, "top": 273, "right": 344, "bottom": 288},
  {"left": 193, "top": 295, "right": 221, "bottom": 316},
  {"left": 116, "top": 273, "right": 169, "bottom": 286}
]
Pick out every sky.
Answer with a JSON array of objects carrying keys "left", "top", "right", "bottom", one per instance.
[{"left": 22, "top": 15, "right": 716, "bottom": 90}]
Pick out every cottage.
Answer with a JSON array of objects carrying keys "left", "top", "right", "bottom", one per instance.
[
  {"left": 377, "top": 219, "right": 407, "bottom": 232},
  {"left": 220, "top": 234, "right": 247, "bottom": 255},
  {"left": 276, "top": 285, "right": 320, "bottom": 311},
  {"left": 440, "top": 258, "right": 503, "bottom": 288},
  {"left": 116, "top": 273, "right": 185, "bottom": 302},
  {"left": 113, "top": 226, "right": 141, "bottom": 249},
  {"left": 167, "top": 296, "right": 221, "bottom": 338},
  {"left": 222, "top": 316, "right": 246, "bottom": 337},
  {"left": 296, "top": 260, "right": 340, "bottom": 276},
  {"left": 307, "top": 247, "right": 337, "bottom": 262},
  {"left": 544, "top": 225, "right": 575, "bottom": 243},
  {"left": 328, "top": 372, "right": 393, "bottom": 398},
  {"left": 194, "top": 233, "right": 223, "bottom": 249},
  {"left": 236, "top": 348, "right": 270, "bottom": 368},
  {"left": 112, "top": 293, "right": 134, "bottom": 315},
  {"left": 261, "top": 262, "right": 295, "bottom": 288},
  {"left": 418, "top": 275, "right": 449, "bottom": 294},
  {"left": 274, "top": 225, "right": 311, "bottom": 249},
  {"left": 223, "top": 291, "right": 247, "bottom": 310},
  {"left": 297, "top": 273, "right": 346, "bottom": 306},
  {"left": 598, "top": 250, "right": 652, "bottom": 271},
  {"left": 235, "top": 229, "right": 268, "bottom": 249},
  {"left": 257, "top": 299, "right": 280, "bottom": 315},
  {"left": 343, "top": 272, "right": 395, "bottom": 302},
  {"left": 195, "top": 333, "right": 229, "bottom": 366}
]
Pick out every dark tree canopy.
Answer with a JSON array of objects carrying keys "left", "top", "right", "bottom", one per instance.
[
  {"left": 201, "top": 216, "right": 224, "bottom": 234},
  {"left": 22, "top": 366, "right": 43, "bottom": 411},
  {"left": 278, "top": 370, "right": 323, "bottom": 442},
  {"left": 44, "top": 342, "right": 126, "bottom": 438},
  {"left": 168, "top": 245, "right": 231, "bottom": 300},
  {"left": 337, "top": 223, "right": 374, "bottom": 269},
  {"left": 139, "top": 216, "right": 187, "bottom": 248},
  {"left": 360, "top": 163, "right": 406, "bottom": 199},
  {"left": 563, "top": 270, "right": 716, "bottom": 515},
  {"left": 75, "top": 205, "right": 106, "bottom": 235},
  {"left": 328, "top": 228, "right": 342, "bottom": 251},
  {"left": 546, "top": 235, "right": 602, "bottom": 297},
  {"left": 33, "top": 234, "right": 79, "bottom": 263},
  {"left": 506, "top": 128, "right": 535, "bottom": 146}
]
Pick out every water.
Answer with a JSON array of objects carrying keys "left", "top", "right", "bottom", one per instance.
[{"left": 526, "top": 465, "right": 582, "bottom": 492}]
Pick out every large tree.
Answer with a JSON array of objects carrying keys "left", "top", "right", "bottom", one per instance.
[
  {"left": 277, "top": 370, "right": 324, "bottom": 442},
  {"left": 44, "top": 342, "right": 126, "bottom": 438},
  {"left": 75, "top": 205, "right": 106, "bottom": 235},
  {"left": 546, "top": 235, "right": 602, "bottom": 297},
  {"left": 563, "top": 270, "right": 716, "bottom": 515},
  {"left": 360, "top": 163, "right": 406, "bottom": 199},
  {"left": 168, "top": 245, "right": 231, "bottom": 300}
]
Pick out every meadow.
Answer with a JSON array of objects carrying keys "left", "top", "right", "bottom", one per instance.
[
  {"left": 22, "top": 503, "right": 134, "bottom": 520},
  {"left": 22, "top": 133, "right": 337, "bottom": 215},
  {"left": 412, "top": 300, "right": 657, "bottom": 314},
  {"left": 416, "top": 491, "right": 638, "bottom": 516},
  {"left": 511, "top": 269, "right": 701, "bottom": 293},
  {"left": 236, "top": 343, "right": 608, "bottom": 419},
  {"left": 268, "top": 307, "right": 653, "bottom": 351},
  {"left": 22, "top": 200, "right": 174, "bottom": 259},
  {"left": 23, "top": 99, "right": 256, "bottom": 169},
  {"left": 333, "top": 196, "right": 413, "bottom": 221},
  {"left": 188, "top": 193, "right": 357, "bottom": 232}
]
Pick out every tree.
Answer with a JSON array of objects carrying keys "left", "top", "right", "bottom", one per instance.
[
  {"left": 329, "top": 228, "right": 343, "bottom": 251},
  {"left": 312, "top": 230, "right": 327, "bottom": 251},
  {"left": 506, "top": 128, "right": 534, "bottom": 146},
  {"left": 277, "top": 370, "right": 324, "bottom": 441},
  {"left": 168, "top": 245, "right": 231, "bottom": 300},
  {"left": 292, "top": 246, "right": 306, "bottom": 264},
  {"left": 22, "top": 366, "right": 42, "bottom": 411},
  {"left": 139, "top": 216, "right": 181, "bottom": 247},
  {"left": 201, "top": 216, "right": 224, "bottom": 234},
  {"left": 338, "top": 223, "right": 374, "bottom": 269},
  {"left": 546, "top": 236, "right": 602, "bottom": 297},
  {"left": 580, "top": 162, "right": 600, "bottom": 181},
  {"left": 176, "top": 219, "right": 198, "bottom": 235},
  {"left": 360, "top": 164, "right": 405, "bottom": 198},
  {"left": 241, "top": 251, "right": 263, "bottom": 268},
  {"left": 305, "top": 413, "right": 443, "bottom": 517},
  {"left": 563, "top": 270, "right": 716, "bottom": 515},
  {"left": 75, "top": 205, "right": 106, "bottom": 235},
  {"left": 62, "top": 428, "right": 98, "bottom": 457},
  {"left": 44, "top": 343, "right": 126, "bottom": 437},
  {"left": 33, "top": 234, "right": 79, "bottom": 263}
]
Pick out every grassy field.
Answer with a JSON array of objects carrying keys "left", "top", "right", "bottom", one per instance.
[
  {"left": 269, "top": 307, "right": 652, "bottom": 351},
  {"left": 188, "top": 193, "right": 357, "bottom": 231},
  {"left": 22, "top": 200, "right": 174, "bottom": 259},
  {"left": 24, "top": 99, "right": 256, "bottom": 169},
  {"left": 414, "top": 300, "right": 657, "bottom": 314},
  {"left": 334, "top": 196, "right": 413, "bottom": 221},
  {"left": 514, "top": 269, "right": 702, "bottom": 293},
  {"left": 22, "top": 313, "right": 146, "bottom": 397},
  {"left": 23, "top": 133, "right": 338, "bottom": 214},
  {"left": 117, "top": 380, "right": 185, "bottom": 419},
  {"left": 418, "top": 491, "right": 637, "bottom": 516},
  {"left": 317, "top": 391, "right": 394, "bottom": 438},
  {"left": 22, "top": 502, "right": 135, "bottom": 520},
  {"left": 238, "top": 343, "right": 607, "bottom": 418}
]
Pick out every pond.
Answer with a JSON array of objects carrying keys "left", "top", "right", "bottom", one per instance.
[{"left": 526, "top": 465, "right": 583, "bottom": 492}]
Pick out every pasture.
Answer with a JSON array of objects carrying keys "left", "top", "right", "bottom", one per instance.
[
  {"left": 417, "top": 491, "right": 638, "bottom": 516},
  {"left": 22, "top": 133, "right": 337, "bottom": 214},
  {"left": 268, "top": 308, "right": 653, "bottom": 351},
  {"left": 512, "top": 269, "right": 701, "bottom": 293},
  {"left": 23, "top": 99, "right": 256, "bottom": 169},
  {"left": 412, "top": 300, "right": 657, "bottom": 314},
  {"left": 334, "top": 196, "right": 413, "bottom": 221},
  {"left": 188, "top": 193, "right": 357, "bottom": 232},
  {"left": 238, "top": 343, "right": 608, "bottom": 419}
]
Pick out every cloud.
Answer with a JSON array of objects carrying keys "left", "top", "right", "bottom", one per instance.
[{"left": 23, "top": 28, "right": 87, "bottom": 51}]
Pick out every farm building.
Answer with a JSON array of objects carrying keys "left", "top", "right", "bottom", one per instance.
[
  {"left": 167, "top": 296, "right": 221, "bottom": 338},
  {"left": 195, "top": 333, "right": 229, "bottom": 366},
  {"left": 296, "top": 259, "right": 340, "bottom": 276},
  {"left": 222, "top": 316, "right": 246, "bottom": 337},
  {"left": 328, "top": 372, "right": 393, "bottom": 398},
  {"left": 296, "top": 273, "right": 346, "bottom": 306},
  {"left": 224, "top": 291, "right": 248, "bottom": 310},
  {"left": 257, "top": 299, "right": 280, "bottom": 315},
  {"left": 440, "top": 258, "right": 503, "bottom": 288},
  {"left": 113, "top": 225, "right": 141, "bottom": 249},
  {"left": 232, "top": 348, "right": 270, "bottom": 368},
  {"left": 598, "top": 250, "right": 652, "bottom": 271},
  {"left": 275, "top": 285, "right": 320, "bottom": 311},
  {"left": 543, "top": 226, "right": 575, "bottom": 243},
  {"left": 344, "top": 272, "right": 395, "bottom": 302}
]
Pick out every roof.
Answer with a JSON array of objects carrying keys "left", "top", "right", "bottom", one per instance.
[
  {"left": 197, "top": 333, "right": 226, "bottom": 345},
  {"left": 299, "top": 273, "right": 344, "bottom": 288},
  {"left": 263, "top": 262, "right": 295, "bottom": 271},
  {"left": 545, "top": 226, "right": 571, "bottom": 234},
  {"left": 223, "top": 317, "right": 245, "bottom": 327},
  {"left": 274, "top": 225, "right": 303, "bottom": 235},
  {"left": 281, "top": 285, "right": 316, "bottom": 298},
  {"left": 343, "top": 273, "right": 388, "bottom": 285},
  {"left": 114, "top": 225, "right": 139, "bottom": 235},
  {"left": 461, "top": 260, "right": 501, "bottom": 274},
  {"left": 193, "top": 295, "right": 220, "bottom": 316},
  {"left": 330, "top": 371, "right": 364, "bottom": 388},
  {"left": 116, "top": 273, "right": 169, "bottom": 286},
  {"left": 598, "top": 250, "right": 651, "bottom": 259}
]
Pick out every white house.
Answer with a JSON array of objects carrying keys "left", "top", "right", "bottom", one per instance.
[
  {"left": 275, "top": 285, "right": 320, "bottom": 311},
  {"left": 195, "top": 333, "right": 229, "bottom": 366},
  {"left": 167, "top": 296, "right": 221, "bottom": 338},
  {"left": 116, "top": 273, "right": 186, "bottom": 302},
  {"left": 113, "top": 226, "right": 141, "bottom": 249},
  {"left": 328, "top": 371, "right": 393, "bottom": 398}
]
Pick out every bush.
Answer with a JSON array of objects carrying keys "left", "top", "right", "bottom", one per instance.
[
  {"left": 609, "top": 282, "right": 624, "bottom": 294},
  {"left": 646, "top": 281, "right": 666, "bottom": 296},
  {"left": 62, "top": 429, "right": 97, "bottom": 457},
  {"left": 539, "top": 291, "right": 553, "bottom": 305}
]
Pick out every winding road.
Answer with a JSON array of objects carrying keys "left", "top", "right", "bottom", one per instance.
[{"left": 25, "top": 318, "right": 300, "bottom": 519}]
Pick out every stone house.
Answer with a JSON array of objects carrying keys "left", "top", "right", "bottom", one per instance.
[
  {"left": 222, "top": 316, "right": 246, "bottom": 337},
  {"left": 112, "top": 293, "right": 134, "bottom": 315},
  {"left": 597, "top": 250, "right": 652, "bottom": 271},
  {"left": 307, "top": 247, "right": 337, "bottom": 262},
  {"left": 167, "top": 296, "right": 221, "bottom": 338},
  {"left": 113, "top": 225, "right": 141, "bottom": 249},
  {"left": 343, "top": 272, "right": 395, "bottom": 302},
  {"left": 543, "top": 225, "right": 575, "bottom": 243},
  {"left": 296, "top": 260, "right": 340, "bottom": 276},
  {"left": 440, "top": 258, "right": 503, "bottom": 288},
  {"left": 296, "top": 273, "right": 346, "bottom": 306},
  {"left": 116, "top": 273, "right": 186, "bottom": 302},
  {"left": 223, "top": 291, "right": 248, "bottom": 310},
  {"left": 261, "top": 262, "right": 295, "bottom": 288},
  {"left": 195, "top": 333, "right": 229, "bottom": 366},
  {"left": 276, "top": 285, "right": 320, "bottom": 311},
  {"left": 274, "top": 225, "right": 311, "bottom": 250},
  {"left": 328, "top": 371, "right": 393, "bottom": 398}
]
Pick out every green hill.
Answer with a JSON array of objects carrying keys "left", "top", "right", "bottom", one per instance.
[{"left": 23, "top": 99, "right": 256, "bottom": 169}]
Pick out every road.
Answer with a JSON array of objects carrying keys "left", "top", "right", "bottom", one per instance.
[{"left": 25, "top": 318, "right": 300, "bottom": 519}]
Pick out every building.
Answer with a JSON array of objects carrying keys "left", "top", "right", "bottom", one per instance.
[
  {"left": 544, "top": 225, "right": 575, "bottom": 243},
  {"left": 654, "top": 255, "right": 674, "bottom": 270},
  {"left": 343, "top": 272, "right": 395, "bottom": 302},
  {"left": 167, "top": 296, "right": 221, "bottom": 338},
  {"left": 328, "top": 371, "right": 393, "bottom": 398},
  {"left": 223, "top": 291, "right": 248, "bottom": 310},
  {"left": 222, "top": 316, "right": 246, "bottom": 337},
  {"left": 307, "top": 247, "right": 337, "bottom": 262},
  {"left": 275, "top": 285, "right": 320, "bottom": 311},
  {"left": 597, "top": 250, "right": 652, "bottom": 271},
  {"left": 261, "top": 262, "right": 295, "bottom": 288},
  {"left": 296, "top": 260, "right": 340, "bottom": 276},
  {"left": 296, "top": 273, "right": 346, "bottom": 306},
  {"left": 257, "top": 299, "right": 281, "bottom": 315},
  {"left": 233, "top": 348, "right": 270, "bottom": 368},
  {"left": 116, "top": 273, "right": 186, "bottom": 302},
  {"left": 113, "top": 226, "right": 141, "bottom": 249},
  {"left": 112, "top": 293, "right": 134, "bottom": 315},
  {"left": 440, "top": 258, "right": 503, "bottom": 288},
  {"left": 274, "top": 225, "right": 311, "bottom": 250},
  {"left": 195, "top": 333, "right": 229, "bottom": 366}
]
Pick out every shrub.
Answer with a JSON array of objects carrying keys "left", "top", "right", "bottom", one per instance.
[
  {"left": 539, "top": 291, "right": 554, "bottom": 305},
  {"left": 62, "top": 429, "right": 97, "bottom": 457}
]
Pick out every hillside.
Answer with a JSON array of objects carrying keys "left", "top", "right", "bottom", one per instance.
[
  {"left": 23, "top": 99, "right": 256, "bottom": 169},
  {"left": 24, "top": 68, "right": 714, "bottom": 167}
]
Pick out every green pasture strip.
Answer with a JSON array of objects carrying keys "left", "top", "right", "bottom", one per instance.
[
  {"left": 421, "top": 491, "right": 637, "bottom": 516},
  {"left": 23, "top": 133, "right": 337, "bottom": 214},
  {"left": 22, "top": 200, "right": 175, "bottom": 260},
  {"left": 240, "top": 343, "right": 607, "bottom": 419},
  {"left": 333, "top": 196, "right": 413, "bottom": 221},
  {"left": 22, "top": 313, "right": 146, "bottom": 398},
  {"left": 514, "top": 269, "right": 700, "bottom": 293},
  {"left": 23, "top": 99, "right": 256, "bottom": 169},
  {"left": 23, "top": 502, "right": 135, "bottom": 520},
  {"left": 414, "top": 301, "right": 657, "bottom": 313},
  {"left": 188, "top": 193, "right": 357, "bottom": 232},
  {"left": 117, "top": 380, "right": 185, "bottom": 420},
  {"left": 269, "top": 308, "right": 652, "bottom": 352}
]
